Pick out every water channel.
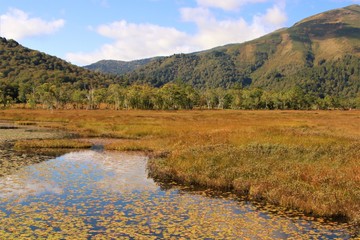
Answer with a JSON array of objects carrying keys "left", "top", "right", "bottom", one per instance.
[{"left": 0, "top": 149, "right": 354, "bottom": 239}]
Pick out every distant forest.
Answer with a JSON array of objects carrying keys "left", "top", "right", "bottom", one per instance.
[{"left": 2, "top": 81, "right": 360, "bottom": 110}]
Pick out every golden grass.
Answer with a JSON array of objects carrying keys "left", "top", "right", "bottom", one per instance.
[
  {"left": 15, "top": 139, "right": 92, "bottom": 149},
  {"left": 14, "top": 121, "right": 38, "bottom": 126},
  {"left": 149, "top": 143, "right": 359, "bottom": 219},
  {"left": 105, "top": 139, "right": 154, "bottom": 152},
  {"left": 0, "top": 109, "right": 359, "bottom": 225}
]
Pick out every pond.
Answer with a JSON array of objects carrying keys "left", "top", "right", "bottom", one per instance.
[{"left": 0, "top": 150, "right": 354, "bottom": 239}]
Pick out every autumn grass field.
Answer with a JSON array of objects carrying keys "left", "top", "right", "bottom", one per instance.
[{"left": 0, "top": 109, "right": 359, "bottom": 228}]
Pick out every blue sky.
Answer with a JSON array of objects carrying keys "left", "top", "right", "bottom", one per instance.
[{"left": 0, "top": 0, "right": 359, "bottom": 66}]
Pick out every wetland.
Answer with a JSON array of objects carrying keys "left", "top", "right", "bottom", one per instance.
[
  {"left": 0, "top": 150, "right": 355, "bottom": 239},
  {"left": 0, "top": 109, "right": 359, "bottom": 238}
]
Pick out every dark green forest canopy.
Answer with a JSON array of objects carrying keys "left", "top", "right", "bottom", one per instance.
[
  {"left": 85, "top": 58, "right": 158, "bottom": 75},
  {"left": 0, "top": 37, "right": 120, "bottom": 99},
  {"left": 0, "top": 38, "right": 119, "bottom": 83}
]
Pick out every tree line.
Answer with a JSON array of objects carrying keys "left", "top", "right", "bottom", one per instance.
[{"left": 1, "top": 81, "right": 359, "bottom": 110}]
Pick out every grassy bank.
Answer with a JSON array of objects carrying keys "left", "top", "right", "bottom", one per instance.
[
  {"left": 0, "top": 123, "right": 68, "bottom": 176},
  {"left": 148, "top": 143, "right": 359, "bottom": 220},
  {"left": 14, "top": 139, "right": 92, "bottom": 149},
  {"left": 0, "top": 109, "right": 359, "bottom": 227}
]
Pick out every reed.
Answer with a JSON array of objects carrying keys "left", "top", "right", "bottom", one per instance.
[
  {"left": 1, "top": 109, "right": 359, "bottom": 226},
  {"left": 148, "top": 142, "right": 360, "bottom": 220},
  {"left": 15, "top": 139, "right": 92, "bottom": 149}
]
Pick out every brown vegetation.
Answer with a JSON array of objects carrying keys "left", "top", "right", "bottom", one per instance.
[
  {"left": 14, "top": 139, "right": 92, "bottom": 149},
  {"left": 0, "top": 109, "right": 359, "bottom": 227}
]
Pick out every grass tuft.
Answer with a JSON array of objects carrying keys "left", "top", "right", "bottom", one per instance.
[{"left": 15, "top": 139, "right": 92, "bottom": 149}]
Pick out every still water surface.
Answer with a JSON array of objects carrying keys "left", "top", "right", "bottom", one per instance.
[{"left": 0, "top": 150, "right": 353, "bottom": 239}]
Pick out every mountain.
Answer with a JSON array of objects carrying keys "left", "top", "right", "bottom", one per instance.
[
  {"left": 84, "top": 58, "right": 158, "bottom": 75},
  {"left": 0, "top": 37, "right": 120, "bottom": 106},
  {"left": 0, "top": 5, "right": 359, "bottom": 109},
  {"left": 117, "top": 4, "right": 359, "bottom": 98},
  {"left": 0, "top": 37, "right": 120, "bottom": 86}
]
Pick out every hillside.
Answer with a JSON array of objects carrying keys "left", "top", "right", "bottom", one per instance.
[
  {"left": 0, "top": 37, "right": 119, "bottom": 107},
  {"left": 84, "top": 58, "right": 157, "bottom": 75},
  {"left": 119, "top": 5, "right": 360, "bottom": 98}
]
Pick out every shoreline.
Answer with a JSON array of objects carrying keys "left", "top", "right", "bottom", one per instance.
[{"left": 0, "top": 122, "right": 69, "bottom": 177}]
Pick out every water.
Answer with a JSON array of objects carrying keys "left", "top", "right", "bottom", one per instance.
[{"left": 0, "top": 150, "right": 353, "bottom": 239}]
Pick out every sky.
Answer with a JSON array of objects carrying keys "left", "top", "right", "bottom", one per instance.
[{"left": 0, "top": 0, "right": 359, "bottom": 66}]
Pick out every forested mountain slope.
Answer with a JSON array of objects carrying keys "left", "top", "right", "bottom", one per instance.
[
  {"left": 84, "top": 58, "right": 157, "bottom": 75},
  {"left": 121, "top": 5, "right": 360, "bottom": 98},
  {"left": 0, "top": 37, "right": 119, "bottom": 107}
]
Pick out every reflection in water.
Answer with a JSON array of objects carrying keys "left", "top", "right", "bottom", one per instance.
[{"left": 0, "top": 150, "right": 353, "bottom": 239}]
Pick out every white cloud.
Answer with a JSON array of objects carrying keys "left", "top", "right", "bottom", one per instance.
[
  {"left": 66, "top": 21, "right": 192, "bottom": 65},
  {"left": 253, "top": 3, "right": 288, "bottom": 31},
  {"left": 196, "top": 0, "right": 269, "bottom": 10},
  {"left": 180, "top": 7, "right": 265, "bottom": 49},
  {"left": 0, "top": 8, "right": 65, "bottom": 40},
  {"left": 262, "top": 5, "right": 287, "bottom": 26},
  {"left": 181, "top": 7, "right": 214, "bottom": 24},
  {"left": 66, "top": 1, "right": 288, "bottom": 65},
  {"left": 180, "top": 2, "right": 287, "bottom": 49}
]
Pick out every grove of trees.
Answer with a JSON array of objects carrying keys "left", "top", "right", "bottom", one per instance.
[{"left": 1, "top": 81, "right": 359, "bottom": 110}]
